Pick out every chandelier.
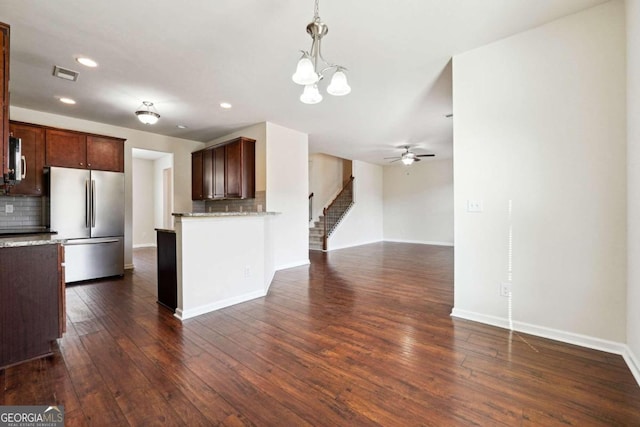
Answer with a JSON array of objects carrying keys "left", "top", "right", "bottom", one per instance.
[{"left": 292, "top": 0, "right": 351, "bottom": 104}]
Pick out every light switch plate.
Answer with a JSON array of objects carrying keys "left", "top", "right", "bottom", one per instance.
[{"left": 5, "top": 204, "right": 13, "bottom": 214}]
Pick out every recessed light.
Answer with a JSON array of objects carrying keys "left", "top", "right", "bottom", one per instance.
[
  {"left": 59, "top": 97, "right": 76, "bottom": 105},
  {"left": 76, "top": 57, "right": 98, "bottom": 68},
  {"left": 176, "top": 124, "right": 188, "bottom": 129},
  {"left": 220, "top": 102, "right": 232, "bottom": 109}
]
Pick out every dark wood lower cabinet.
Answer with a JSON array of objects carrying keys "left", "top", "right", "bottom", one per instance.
[
  {"left": 156, "top": 230, "right": 177, "bottom": 312},
  {"left": 0, "top": 244, "right": 63, "bottom": 369}
]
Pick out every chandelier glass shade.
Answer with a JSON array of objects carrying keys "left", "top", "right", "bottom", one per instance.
[
  {"left": 292, "top": 0, "right": 351, "bottom": 104},
  {"left": 135, "top": 101, "right": 160, "bottom": 125}
]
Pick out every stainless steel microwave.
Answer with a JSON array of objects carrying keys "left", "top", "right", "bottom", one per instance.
[{"left": 7, "top": 136, "right": 22, "bottom": 183}]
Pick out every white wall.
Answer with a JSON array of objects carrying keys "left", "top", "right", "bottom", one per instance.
[
  {"left": 10, "top": 106, "right": 204, "bottom": 267},
  {"left": 452, "top": 1, "right": 627, "bottom": 347},
  {"left": 309, "top": 153, "right": 346, "bottom": 221},
  {"left": 329, "top": 160, "right": 384, "bottom": 250},
  {"left": 383, "top": 159, "right": 453, "bottom": 245},
  {"left": 626, "top": 0, "right": 640, "bottom": 382},
  {"left": 153, "top": 154, "right": 173, "bottom": 229},
  {"left": 132, "top": 158, "right": 155, "bottom": 247},
  {"left": 265, "top": 122, "right": 309, "bottom": 269}
]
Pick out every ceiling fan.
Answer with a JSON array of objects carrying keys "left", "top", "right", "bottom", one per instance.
[{"left": 385, "top": 146, "right": 435, "bottom": 165}]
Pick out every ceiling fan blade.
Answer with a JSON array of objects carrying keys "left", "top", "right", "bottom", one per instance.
[
  {"left": 416, "top": 154, "right": 436, "bottom": 157},
  {"left": 389, "top": 159, "right": 401, "bottom": 163},
  {"left": 414, "top": 158, "right": 421, "bottom": 162}
]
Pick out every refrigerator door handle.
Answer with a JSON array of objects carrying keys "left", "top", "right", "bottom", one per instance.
[
  {"left": 85, "top": 179, "right": 91, "bottom": 229},
  {"left": 64, "top": 238, "right": 121, "bottom": 245},
  {"left": 91, "top": 180, "right": 96, "bottom": 228}
]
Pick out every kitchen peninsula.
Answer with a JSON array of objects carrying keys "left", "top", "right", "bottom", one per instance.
[
  {"left": 0, "top": 234, "right": 66, "bottom": 369},
  {"left": 165, "top": 211, "right": 278, "bottom": 321}
]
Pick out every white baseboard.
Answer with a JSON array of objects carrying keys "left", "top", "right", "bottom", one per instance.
[
  {"left": 276, "top": 259, "right": 310, "bottom": 271},
  {"left": 124, "top": 263, "right": 134, "bottom": 270},
  {"left": 623, "top": 346, "right": 640, "bottom": 386},
  {"left": 450, "top": 308, "right": 639, "bottom": 386},
  {"left": 175, "top": 290, "right": 266, "bottom": 321},
  {"left": 384, "top": 238, "right": 454, "bottom": 247},
  {"left": 327, "top": 239, "right": 384, "bottom": 252},
  {"left": 133, "top": 243, "right": 157, "bottom": 248}
]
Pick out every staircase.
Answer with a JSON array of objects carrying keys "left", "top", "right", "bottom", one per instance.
[
  {"left": 309, "top": 177, "right": 354, "bottom": 251},
  {"left": 309, "top": 216, "right": 325, "bottom": 251}
]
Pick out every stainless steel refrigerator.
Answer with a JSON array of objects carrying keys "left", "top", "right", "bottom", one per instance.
[{"left": 45, "top": 166, "right": 124, "bottom": 283}]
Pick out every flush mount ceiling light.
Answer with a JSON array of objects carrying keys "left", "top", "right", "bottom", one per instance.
[
  {"left": 59, "top": 97, "right": 76, "bottom": 105},
  {"left": 135, "top": 101, "right": 160, "bottom": 125},
  {"left": 292, "top": 0, "right": 351, "bottom": 104},
  {"left": 220, "top": 102, "right": 232, "bottom": 109}
]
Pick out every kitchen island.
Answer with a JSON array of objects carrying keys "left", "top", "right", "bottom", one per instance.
[{"left": 168, "top": 212, "right": 278, "bottom": 320}]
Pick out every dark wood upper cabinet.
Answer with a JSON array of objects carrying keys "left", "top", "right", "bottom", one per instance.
[
  {"left": 1, "top": 23, "right": 9, "bottom": 180},
  {"left": 44, "top": 128, "right": 124, "bottom": 172},
  {"left": 203, "top": 148, "right": 214, "bottom": 199},
  {"left": 9, "top": 122, "right": 45, "bottom": 196},
  {"left": 225, "top": 139, "right": 242, "bottom": 198},
  {"left": 86, "top": 135, "right": 124, "bottom": 172},
  {"left": 213, "top": 145, "right": 225, "bottom": 199},
  {"left": 191, "top": 151, "right": 203, "bottom": 200},
  {"left": 191, "top": 137, "right": 255, "bottom": 201},
  {"left": 45, "top": 129, "right": 87, "bottom": 169}
]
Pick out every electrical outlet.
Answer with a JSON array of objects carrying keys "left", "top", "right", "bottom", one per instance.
[
  {"left": 5, "top": 204, "right": 13, "bottom": 214},
  {"left": 467, "top": 200, "right": 483, "bottom": 213},
  {"left": 500, "top": 282, "right": 511, "bottom": 297}
]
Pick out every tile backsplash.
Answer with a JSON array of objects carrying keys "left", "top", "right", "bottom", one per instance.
[
  {"left": 0, "top": 196, "right": 43, "bottom": 228},
  {"left": 192, "top": 191, "right": 266, "bottom": 214}
]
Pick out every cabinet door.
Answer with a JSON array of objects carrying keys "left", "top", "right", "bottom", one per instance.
[
  {"left": 191, "top": 151, "right": 204, "bottom": 200},
  {"left": 213, "top": 146, "right": 225, "bottom": 199},
  {"left": 225, "top": 140, "right": 242, "bottom": 198},
  {"left": 87, "top": 135, "right": 124, "bottom": 172},
  {"left": 203, "top": 149, "right": 214, "bottom": 199},
  {"left": 46, "top": 129, "right": 87, "bottom": 168},
  {"left": 0, "top": 24, "right": 9, "bottom": 179},
  {"left": 9, "top": 122, "right": 45, "bottom": 196}
]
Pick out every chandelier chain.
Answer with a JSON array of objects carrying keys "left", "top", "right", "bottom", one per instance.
[{"left": 314, "top": 0, "right": 320, "bottom": 21}]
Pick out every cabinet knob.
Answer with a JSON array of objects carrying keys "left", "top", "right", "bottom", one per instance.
[
  {"left": 88, "top": 163, "right": 91, "bottom": 167},
  {"left": 80, "top": 162, "right": 84, "bottom": 166}
]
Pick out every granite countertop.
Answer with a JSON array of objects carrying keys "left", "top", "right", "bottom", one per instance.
[
  {"left": 0, "top": 234, "right": 66, "bottom": 248},
  {"left": 172, "top": 212, "right": 279, "bottom": 218}
]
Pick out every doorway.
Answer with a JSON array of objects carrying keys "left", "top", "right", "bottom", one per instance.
[{"left": 131, "top": 148, "right": 174, "bottom": 251}]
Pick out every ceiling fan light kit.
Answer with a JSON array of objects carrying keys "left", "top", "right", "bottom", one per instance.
[
  {"left": 386, "top": 146, "right": 436, "bottom": 165},
  {"left": 135, "top": 101, "right": 160, "bottom": 125},
  {"left": 293, "top": 0, "right": 351, "bottom": 104}
]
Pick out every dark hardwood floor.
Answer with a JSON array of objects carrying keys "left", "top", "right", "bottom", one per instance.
[{"left": 1, "top": 243, "right": 639, "bottom": 426}]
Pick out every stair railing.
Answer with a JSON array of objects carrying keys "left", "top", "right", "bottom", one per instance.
[
  {"left": 322, "top": 176, "right": 354, "bottom": 250},
  {"left": 308, "top": 193, "right": 314, "bottom": 222}
]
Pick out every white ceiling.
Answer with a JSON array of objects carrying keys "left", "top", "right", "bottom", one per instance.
[{"left": 2, "top": 0, "right": 607, "bottom": 164}]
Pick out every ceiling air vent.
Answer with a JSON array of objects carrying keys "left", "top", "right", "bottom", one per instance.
[{"left": 52, "top": 65, "right": 79, "bottom": 82}]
